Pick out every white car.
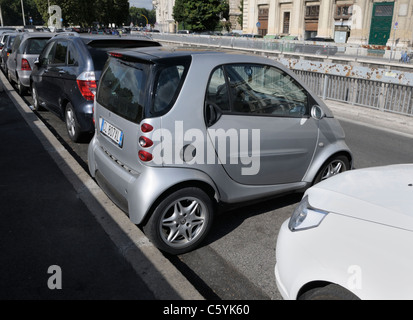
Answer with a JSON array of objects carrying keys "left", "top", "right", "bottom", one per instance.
[{"left": 275, "top": 164, "right": 413, "bottom": 300}]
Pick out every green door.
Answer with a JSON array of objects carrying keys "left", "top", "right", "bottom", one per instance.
[{"left": 369, "top": 2, "right": 394, "bottom": 45}]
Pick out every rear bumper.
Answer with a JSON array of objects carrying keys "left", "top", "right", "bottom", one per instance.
[{"left": 88, "top": 135, "right": 219, "bottom": 225}]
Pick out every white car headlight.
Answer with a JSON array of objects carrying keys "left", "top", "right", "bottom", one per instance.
[{"left": 288, "top": 195, "right": 328, "bottom": 231}]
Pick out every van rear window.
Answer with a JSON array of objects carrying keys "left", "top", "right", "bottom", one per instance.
[{"left": 97, "top": 58, "right": 150, "bottom": 123}]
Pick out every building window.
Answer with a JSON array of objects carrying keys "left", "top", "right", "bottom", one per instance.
[
  {"left": 258, "top": 6, "right": 269, "bottom": 36},
  {"left": 374, "top": 5, "right": 393, "bottom": 17},
  {"left": 305, "top": 5, "right": 319, "bottom": 18},
  {"left": 283, "top": 12, "right": 290, "bottom": 34},
  {"left": 335, "top": 5, "right": 352, "bottom": 20}
]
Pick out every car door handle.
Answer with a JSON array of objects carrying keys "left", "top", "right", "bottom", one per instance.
[{"left": 59, "top": 70, "right": 66, "bottom": 74}]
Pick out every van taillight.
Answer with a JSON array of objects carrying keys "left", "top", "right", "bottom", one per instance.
[
  {"left": 77, "top": 80, "right": 97, "bottom": 101},
  {"left": 21, "top": 58, "right": 31, "bottom": 71},
  {"left": 138, "top": 150, "right": 153, "bottom": 162}
]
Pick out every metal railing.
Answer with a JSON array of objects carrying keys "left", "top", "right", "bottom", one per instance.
[
  {"left": 295, "top": 70, "right": 413, "bottom": 116},
  {"left": 148, "top": 33, "right": 413, "bottom": 117},
  {"left": 150, "top": 33, "right": 413, "bottom": 65}
]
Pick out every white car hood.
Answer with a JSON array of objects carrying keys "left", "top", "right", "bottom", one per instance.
[{"left": 307, "top": 164, "right": 413, "bottom": 231}]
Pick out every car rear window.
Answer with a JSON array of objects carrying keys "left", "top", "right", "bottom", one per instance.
[
  {"left": 25, "top": 38, "right": 50, "bottom": 54},
  {"left": 97, "top": 58, "right": 151, "bottom": 123},
  {"left": 97, "top": 56, "right": 191, "bottom": 123}
]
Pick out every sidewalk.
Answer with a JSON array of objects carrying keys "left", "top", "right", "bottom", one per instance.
[
  {"left": 324, "top": 99, "right": 413, "bottom": 137},
  {"left": 0, "top": 75, "right": 203, "bottom": 300}
]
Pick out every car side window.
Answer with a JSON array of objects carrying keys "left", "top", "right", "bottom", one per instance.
[
  {"left": 206, "top": 67, "right": 230, "bottom": 111},
  {"left": 67, "top": 43, "right": 78, "bottom": 66},
  {"left": 52, "top": 41, "right": 68, "bottom": 65},
  {"left": 153, "top": 65, "right": 186, "bottom": 114},
  {"left": 40, "top": 41, "right": 55, "bottom": 66},
  {"left": 223, "top": 64, "right": 308, "bottom": 117},
  {"left": 11, "top": 35, "right": 22, "bottom": 53}
]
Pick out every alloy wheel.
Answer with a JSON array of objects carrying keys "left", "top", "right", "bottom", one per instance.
[
  {"left": 320, "top": 159, "right": 346, "bottom": 181},
  {"left": 160, "top": 197, "right": 207, "bottom": 248}
]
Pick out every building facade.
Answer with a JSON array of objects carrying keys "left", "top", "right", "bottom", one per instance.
[
  {"left": 242, "top": 0, "right": 413, "bottom": 47},
  {"left": 152, "top": 0, "right": 176, "bottom": 33}
]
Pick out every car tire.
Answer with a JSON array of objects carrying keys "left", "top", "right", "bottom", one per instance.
[
  {"left": 298, "top": 284, "right": 360, "bottom": 300},
  {"left": 31, "top": 85, "right": 43, "bottom": 111},
  {"left": 313, "top": 155, "right": 350, "bottom": 184},
  {"left": 143, "top": 187, "right": 214, "bottom": 255},
  {"left": 65, "top": 103, "right": 82, "bottom": 142}
]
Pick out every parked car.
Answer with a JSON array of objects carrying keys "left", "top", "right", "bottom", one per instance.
[
  {"left": 275, "top": 164, "right": 413, "bottom": 300},
  {"left": 292, "top": 37, "right": 338, "bottom": 56},
  {"left": 241, "top": 34, "right": 263, "bottom": 38},
  {"left": 0, "top": 32, "right": 17, "bottom": 74},
  {"left": 31, "top": 34, "right": 161, "bottom": 142},
  {"left": 177, "top": 30, "right": 193, "bottom": 35},
  {"left": 6, "top": 32, "right": 54, "bottom": 95},
  {"left": 88, "top": 47, "right": 353, "bottom": 255}
]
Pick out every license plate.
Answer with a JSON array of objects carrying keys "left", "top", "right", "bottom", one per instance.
[{"left": 99, "top": 118, "right": 124, "bottom": 147}]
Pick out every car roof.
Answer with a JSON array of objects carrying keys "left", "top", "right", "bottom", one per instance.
[
  {"left": 20, "top": 32, "right": 56, "bottom": 39},
  {"left": 51, "top": 34, "right": 160, "bottom": 48},
  {"left": 108, "top": 46, "right": 237, "bottom": 63},
  {"left": 107, "top": 46, "right": 276, "bottom": 67}
]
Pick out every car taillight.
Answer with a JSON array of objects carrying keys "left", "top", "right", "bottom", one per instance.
[
  {"left": 138, "top": 123, "right": 154, "bottom": 162},
  {"left": 77, "top": 80, "right": 97, "bottom": 101},
  {"left": 21, "top": 58, "right": 31, "bottom": 71},
  {"left": 77, "top": 71, "right": 97, "bottom": 101},
  {"left": 141, "top": 123, "right": 153, "bottom": 133},
  {"left": 139, "top": 136, "right": 153, "bottom": 148},
  {"left": 109, "top": 52, "right": 123, "bottom": 58},
  {"left": 92, "top": 106, "right": 95, "bottom": 126},
  {"left": 138, "top": 150, "right": 153, "bottom": 162}
]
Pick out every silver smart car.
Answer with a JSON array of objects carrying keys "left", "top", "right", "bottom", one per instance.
[{"left": 88, "top": 47, "right": 352, "bottom": 254}]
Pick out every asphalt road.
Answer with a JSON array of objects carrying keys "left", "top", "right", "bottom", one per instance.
[{"left": 16, "top": 87, "right": 413, "bottom": 300}]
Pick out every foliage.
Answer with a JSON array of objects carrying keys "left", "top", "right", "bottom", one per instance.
[
  {"left": 129, "top": 7, "right": 156, "bottom": 27},
  {"left": 0, "top": 0, "right": 131, "bottom": 27},
  {"left": 0, "top": 0, "right": 43, "bottom": 26},
  {"left": 173, "top": 0, "right": 229, "bottom": 32}
]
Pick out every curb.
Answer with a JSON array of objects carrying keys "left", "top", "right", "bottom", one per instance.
[{"left": 0, "top": 72, "right": 204, "bottom": 300}]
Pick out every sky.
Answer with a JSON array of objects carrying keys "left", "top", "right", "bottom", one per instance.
[{"left": 129, "top": 0, "right": 153, "bottom": 10}]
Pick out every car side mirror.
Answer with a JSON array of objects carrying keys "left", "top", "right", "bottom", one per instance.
[
  {"left": 310, "top": 105, "right": 325, "bottom": 120},
  {"left": 34, "top": 58, "right": 40, "bottom": 66}
]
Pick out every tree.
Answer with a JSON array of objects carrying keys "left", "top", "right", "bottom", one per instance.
[
  {"left": 129, "top": 7, "right": 156, "bottom": 28},
  {"left": 33, "top": 0, "right": 129, "bottom": 27},
  {"left": 0, "top": 0, "right": 43, "bottom": 26},
  {"left": 173, "top": 0, "right": 227, "bottom": 32}
]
